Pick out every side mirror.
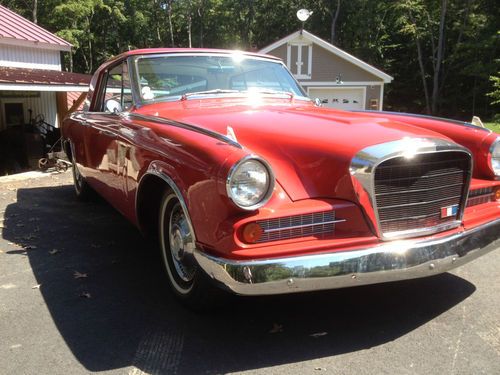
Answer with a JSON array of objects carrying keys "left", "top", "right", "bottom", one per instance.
[{"left": 105, "top": 99, "right": 122, "bottom": 114}]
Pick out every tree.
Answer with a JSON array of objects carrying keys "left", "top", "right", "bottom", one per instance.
[
  {"left": 1, "top": 0, "right": 498, "bottom": 120},
  {"left": 488, "top": 73, "right": 500, "bottom": 105}
]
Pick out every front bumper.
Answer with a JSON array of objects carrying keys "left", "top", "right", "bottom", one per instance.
[{"left": 194, "top": 219, "right": 500, "bottom": 296}]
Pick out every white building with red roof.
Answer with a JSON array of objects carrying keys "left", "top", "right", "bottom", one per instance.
[{"left": 0, "top": 5, "right": 90, "bottom": 174}]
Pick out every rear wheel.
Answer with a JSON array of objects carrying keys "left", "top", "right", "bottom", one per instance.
[{"left": 158, "top": 191, "right": 224, "bottom": 310}]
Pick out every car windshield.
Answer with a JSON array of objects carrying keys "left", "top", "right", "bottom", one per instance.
[{"left": 132, "top": 53, "right": 308, "bottom": 103}]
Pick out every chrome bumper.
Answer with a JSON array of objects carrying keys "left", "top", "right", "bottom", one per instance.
[{"left": 194, "top": 219, "right": 500, "bottom": 296}]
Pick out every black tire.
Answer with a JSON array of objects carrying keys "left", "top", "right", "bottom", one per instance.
[
  {"left": 158, "top": 191, "right": 225, "bottom": 310},
  {"left": 71, "top": 158, "right": 92, "bottom": 201}
]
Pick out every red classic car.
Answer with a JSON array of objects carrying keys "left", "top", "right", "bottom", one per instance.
[{"left": 62, "top": 48, "right": 500, "bottom": 308}]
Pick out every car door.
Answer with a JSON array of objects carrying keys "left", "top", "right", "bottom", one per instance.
[{"left": 83, "top": 61, "right": 133, "bottom": 214}]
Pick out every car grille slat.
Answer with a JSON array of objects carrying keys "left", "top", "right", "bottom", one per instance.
[
  {"left": 256, "top": 210, "right": 337, "bottom": 243},
  {"left": 374, "top": 152, "right": 470, "bottom": 236},
  {"left": 466, "top": 187, "right": 494, "bottom": 207}
]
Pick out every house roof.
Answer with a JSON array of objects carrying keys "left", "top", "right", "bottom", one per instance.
[
  {"left": 259, "top": 30, "right": 393, "bottom": 83},
  {"left": 0, "top": 5, "right": 72, "bottom": 51},
  {"left": 67, "top": 91, "right": 86, "bottom": 110},
  {"left": 0, "top": 67, "right": 90, "bottom": 92}
]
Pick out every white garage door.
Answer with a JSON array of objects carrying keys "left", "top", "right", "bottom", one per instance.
[{"left": 308, "top": 87, "right": 365, "bottom": 110}]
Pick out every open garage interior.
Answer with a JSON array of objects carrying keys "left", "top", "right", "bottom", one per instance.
[{"left": 0, "top": 68, "right": 90, "bottom": 176}]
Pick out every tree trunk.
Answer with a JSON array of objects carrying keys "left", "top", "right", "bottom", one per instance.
[
  {"left": 167, "top": 1, "right": 174, "bottom": 47},
  {"left": 416, "top": 36, "right": 431, "bottom": 114},
  {"left": 187, "top": 14, "right": 192, "bottom": 48},
  {"left": 32, "top": 0, "right": 37, "bottom": 24},
  {"left": 431, "top": 0, "right": 448, "bottom": 114},
  {"left": 439, "top": 0, "right": 471, "bottom": 93},
  {"left": 198, "top": 1, "right": 204, "bottom": 47},
  {"left": 330, "top": 0, "right": 341, "bottom": 44},
  {"left": 408, "top": 9, "right": 431, "bottom": 114}
]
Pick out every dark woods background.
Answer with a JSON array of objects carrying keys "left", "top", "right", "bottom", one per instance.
[{"left": 2, "top": 0, "right": 499, "bottom": 120}]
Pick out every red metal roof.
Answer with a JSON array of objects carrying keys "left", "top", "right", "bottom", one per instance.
[
  {"left": 67, "top": 91, "right": 86, "bottom": 110},
  {"left": 0, "top": 5, "right": 72, "bottom": 51},
  {"left": 0, "top": 67, "right": 90, "bottom": 87}
]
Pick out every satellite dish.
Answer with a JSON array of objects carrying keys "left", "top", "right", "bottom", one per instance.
[{"left": 297, "top": 9, "right": 312, "bottom": 22}]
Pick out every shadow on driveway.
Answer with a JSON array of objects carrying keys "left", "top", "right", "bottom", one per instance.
[{"left": 2, "top": 184, "right": 476, "bottom": 374}]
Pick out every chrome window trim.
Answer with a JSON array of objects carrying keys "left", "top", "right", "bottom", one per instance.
[
  {"left": 350, "top": 137, "right": 473, "bottom": 241},
  {"left": 226, "top": 155, "right": 276, "bottom": 211},
  {"left": 129, "top": 52, "right": 309, "bottom": 107}
]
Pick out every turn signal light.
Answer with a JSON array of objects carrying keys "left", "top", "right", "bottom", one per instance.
[
  {"left": 495, "top": 187, "right": 500, "bottom": 201},
  {"left": 242, "top": 223, "right": 263, "bottom": 243}
]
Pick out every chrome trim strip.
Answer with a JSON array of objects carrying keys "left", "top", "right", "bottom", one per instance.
[
  {"left": 225, "top": 155, "right": 276, "bottom": 211},
  {"left": 135, "top": 163, "right": 197, "bottom": 243},
  {"left": 377, "top": 195, "right": 462, "bottom": 210},
  {"left": 355, "top": 110, "right": 491, "bottom": 133},
  {"left": 262, "top": 219, "right": 346, "bottom": 233},
  {"left": 123, "top": 112, "right": 242, "bottom": 149},
  {"left": 350, "top": 137, "right": 472, "bottom": 240},
  {"left": 194, "top": 219, "right": 500, "bottom": 296},
  {"left": 376, "top": 182, "right": 464, "bottom": 196}
]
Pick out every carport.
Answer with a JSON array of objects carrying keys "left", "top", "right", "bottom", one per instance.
[{"left": 0, "top": 66, "right": 90, "bottom": 175}]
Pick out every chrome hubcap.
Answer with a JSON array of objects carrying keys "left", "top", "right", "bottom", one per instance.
[
  {"left": 73, "top": 161, "right": 83, "bottom": 191},
  {"left": 169, "top": 203, "right": 196, "bottom": 282}
]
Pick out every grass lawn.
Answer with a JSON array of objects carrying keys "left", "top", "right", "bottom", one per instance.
[{"left": 485, "top": 123, "right": 500, "bottom": 133}]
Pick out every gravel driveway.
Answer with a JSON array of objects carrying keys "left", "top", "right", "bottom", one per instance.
[{"left": 0, "top": 171, "right": 499, "bottom": 375}]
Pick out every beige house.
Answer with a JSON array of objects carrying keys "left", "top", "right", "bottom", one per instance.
[{"left": 259, "top": 30, "right": 393, "bottom": 111}]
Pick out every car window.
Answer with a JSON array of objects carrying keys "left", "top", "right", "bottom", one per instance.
[
  {"left": 101, "top": 62, "right": 132, "bottom": 112},
  {"left": 229, "top": 65, "right": 298, "bottom": 92},
  {"left": 133, "top": 54, "right": 307, "bottom": 103}
]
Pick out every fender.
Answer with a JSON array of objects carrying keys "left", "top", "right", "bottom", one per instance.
[{"left": 135, "top": 160, "right": 198, "bottom": 241}]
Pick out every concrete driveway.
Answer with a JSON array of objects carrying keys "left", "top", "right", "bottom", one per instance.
[{"left": 0, "top": 172, "right": 499, "bottom": 374}]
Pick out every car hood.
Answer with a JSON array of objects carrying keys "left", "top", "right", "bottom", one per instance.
[{"left": 136, "top": 100, "right": 452, "bottom": 202}]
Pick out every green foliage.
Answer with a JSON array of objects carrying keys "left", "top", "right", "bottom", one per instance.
[
  {"left": 488, "top": 73, "right": 500, "bottom": 105},
  {"left": 485, "top": 122, "right": 500, "bottom": 133},
  {"left": 0, "top": 0, "right": 498, "bottom": 120}
]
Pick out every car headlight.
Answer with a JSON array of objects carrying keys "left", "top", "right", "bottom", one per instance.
[
  {"left": 226, "top": 156, "right": 275, "bottom": 210},
  {"left": 490, "top": 137, "right": 500, "bottom": 177}
]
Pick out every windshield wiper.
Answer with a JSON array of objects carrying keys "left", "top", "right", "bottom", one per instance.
[
  {"left": 244, "top": 89, "right": 295, "bottom": 101},
  {"left": 180, "top": 88, "right": 296, "bottom": 102},
  {"left": 180, "top": 89, "right": 241, "bottom": 101}
]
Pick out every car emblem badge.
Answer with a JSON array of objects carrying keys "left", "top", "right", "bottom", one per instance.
[{"left": 441, "top": 204, "right": 459, "bottom": 218}]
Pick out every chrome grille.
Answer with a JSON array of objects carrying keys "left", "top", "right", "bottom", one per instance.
[
  {"left": 467, "top": 187, "right": 494, "bottom": 207},
  {"left": 256, "top": 211, "right": 338, "bottom": 243},
  {"left": 374, "top": 152, "right": 471, "bottom": 236}
]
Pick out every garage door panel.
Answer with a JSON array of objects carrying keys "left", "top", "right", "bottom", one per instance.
[{"left": 309, "top": 88, "right": 364, "bottom": 110}]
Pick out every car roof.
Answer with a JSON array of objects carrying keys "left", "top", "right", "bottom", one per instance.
[{"left": 118, "top": 48, "right": 281, "bottom": 61}]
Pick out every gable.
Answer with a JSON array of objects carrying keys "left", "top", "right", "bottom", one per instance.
[
  {"left": 259, "top": 30, "right": 392, "bottom": 83},
  {"left": 310, "top": 44, "right": 381, "bottom": 82}
]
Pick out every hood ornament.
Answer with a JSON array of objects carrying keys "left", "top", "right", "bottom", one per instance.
[{"left": 226, "top": 126, "right": 238, "bottom": 143}]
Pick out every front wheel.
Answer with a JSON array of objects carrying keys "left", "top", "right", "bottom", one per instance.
[
  {"left": 158, "top": 191, "right": 224, "bottom": 310},
  {"left": 71, "top": 157, "right": 91, "bottom": 200}
]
